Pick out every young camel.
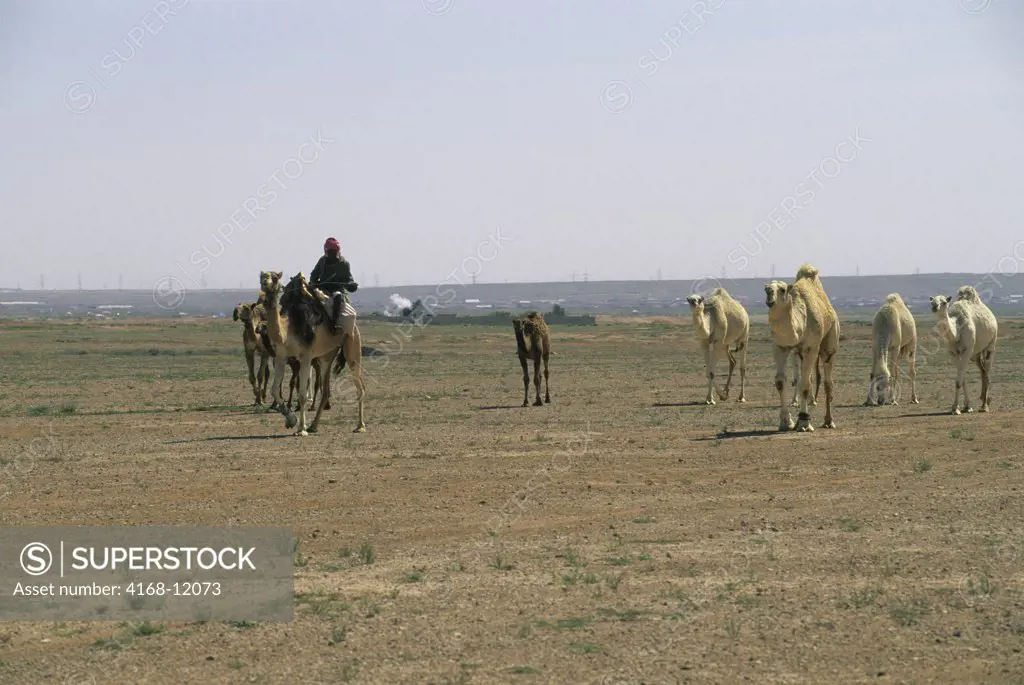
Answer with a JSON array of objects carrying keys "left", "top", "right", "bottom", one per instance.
[
  {"left": 513, "top": 312, "right": 551, "bottom": 407},
  {"left": 259, "top": 271, "right": 366, "bottom": 436},
  {"left": 764, "top": 264, "right": 839, "bottom": 432},
  {"left": 865, "top": 293, "right": 919, "bottom": 406},
  {"left": 685, "top": 288, "right": 749, "bottom": 404},
  {"left": 930, "top": 286, "right": 998, "bottom": 414},
  {"left": 232, "top": 302, "right": 272, "bottom": 405}
]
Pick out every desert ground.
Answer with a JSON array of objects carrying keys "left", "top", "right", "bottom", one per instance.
[{"left": 0, "top": 315, "right": 1022, "bottom": 684}]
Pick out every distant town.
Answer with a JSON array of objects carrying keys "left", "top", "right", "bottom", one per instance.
[{"left": 2, "top": 273, "right": 1023, "bottom": 320}]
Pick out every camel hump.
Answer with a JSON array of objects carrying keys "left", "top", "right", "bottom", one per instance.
[
  {"left": 708, "top": 287, "right": 729, "bottom": 299},
  {"left": 795, "top": 263, "right": 819, "bottom": 281},
  {"left": 884, "top": 293, "right": 903, "bottom": 305},
  {"left": 956, "top": 285, "right": 981, "bottom": 303}
]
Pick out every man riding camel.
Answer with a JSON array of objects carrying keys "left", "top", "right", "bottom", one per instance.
[{"left": 310, "top": 237, "right": 358, "bottom": 335}]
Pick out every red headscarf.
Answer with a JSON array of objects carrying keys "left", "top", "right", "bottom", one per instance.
[{"left": 324, "top": 237, "right": 340, "bottom": 254}]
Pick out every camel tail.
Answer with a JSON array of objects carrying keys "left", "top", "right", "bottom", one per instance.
[{"left": 332, "top": 345, "right": 347, "bottom": 375}]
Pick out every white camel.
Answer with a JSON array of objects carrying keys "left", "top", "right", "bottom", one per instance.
[
  {"left": 930, "top": 286, "right": 998, "bottom": 414},
  {"left": 764, "top": 264, "right": 839, "bottom": 432},
  {"left": 865, "top": 293, "right": 919, "bottom": 406},
  {"left": 685, "top": 288, "right": 749, "bottom": 404}
]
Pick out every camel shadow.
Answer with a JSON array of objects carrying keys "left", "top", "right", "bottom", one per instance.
[
  {"left": 477, "top": 404, "right": 528, "bottom": 411},
  {"left": 652, "top": 402, "right": 707, "bottom": 408},
  {"left": 163, "top": 434, "right": 295, "bottom": 444},
  {"left": 895, "top": 411, "right": 956, "bottom": 418},
  {"left": 693, "top": 429, "right": 779, "bottom": 441}
]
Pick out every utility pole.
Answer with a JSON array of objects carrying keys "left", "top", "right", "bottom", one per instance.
[
  {"left": 583, "top": 268, "right": 588, "bottom": 283},
  {"left": 40, "top": 275, "right": 44, "bottom": 290},
  {"left": 572, "top": 271, "right": 576, "bottom": 283},
  {"left": 471, "top": 273, "right": 476, "bottom": 285},
  {"left": 374, "top": 274, "right": 380, "bottom": 288},
  {"left": 657, "top": 268, "right": 662, "bottom": 281},
  {"left": 77, "top": 274, "right": 82, "bottom": 290},
  {"left": 771, "top": 264, "right": 775, "bottom": 279},
  {"left": 856, "top": 265, "right": 860, "bottom": 277}
]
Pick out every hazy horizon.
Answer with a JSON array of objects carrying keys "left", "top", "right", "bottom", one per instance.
[
  {"left": 0, "top": 268, "right": 1019, "bottom": 293},
  {"left": 2, "top": 0, "right": 1022, "bottom": 292}
]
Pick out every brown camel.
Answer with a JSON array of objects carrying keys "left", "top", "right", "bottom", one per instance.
[
  {"left": 513, "top": 312, "right": 551, "bottom": 407},
  {"left": 232, "top": 302, "right": 272, "bottom": 405},
  {"left": 259, "top": 270, "right": 365, "bottom": 435}
]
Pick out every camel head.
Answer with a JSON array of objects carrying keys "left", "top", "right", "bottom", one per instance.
[
  {"left": 233, "top": 303, "right": 254, "bottom": 323},
  {"left": 929, "top": 295, "right": 951, "bottom": 314},
  {"left": 685, "top": 294, "right": 705, "bottom": 311},
  {"left": 764, "top": 280, "right": 791, "bottom": 309},
  {"left": 259, "top": 271, "right": 283, "bottom": 295},
  {"left": 956, "top": 285, "right": 981, "bottom": 303}
]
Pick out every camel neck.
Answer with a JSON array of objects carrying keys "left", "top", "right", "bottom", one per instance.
[
  {"left": 263, "top": 293, "right": 287, "bottom": 346},
  {"left": 691, "top": 308, "right": 711, "bottom": 339}
]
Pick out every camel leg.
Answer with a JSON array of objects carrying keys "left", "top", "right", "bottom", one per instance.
[
  {"left": 245, "top": 349, "right": 260, "bottom": 405},
  {"left": 978, "top": 347, "right": 994, "bottom": 412},
  {"left": 887, "top": 343, "right": 901, "bottom": 405},
  {"left": 795, "top": 347, "right": 818, "bottom": 432},
  {"left": 293, "top": 355, "right": 312, "bottom": 436},
  {"left": 257, "top": 353, "right": 270, "bottom": 405},
  {"left": 287, "top": 360, "right": 299, "bottom": 411},
  {"left": 720, "top": 346, "right": 736, "bottom": 401},
  {"left": 790, "top": 354, "right": 801, "bottom": 407},
  {"left": 519, "top": 355, "right": 530, "bottom": 407},
  {"left": 703, "top": 344, "right": 718, "bottom": 405},
  {"left": 306, "top": 353, "right": 333, "bottom": 433},
  {"left": 736, "top": 340, "right": 747, "bottom": 403},
  {"left": 269, "top": 356, "right": 289, "bottom": 418},
  {"left": 263, "top": 360, "right": 272, "bottom": 403},
  {"left": 907, "top": 347, "right": 919, "bottom": 404},
  {"left": 323, "top": 355, "right": 332, "bottom": 410},
  {"left": 774, "top": 346, "right": 795, "bottom": 431},
  {"left": 310, "top": 361, "right": 320, "bottom": 410},
  {"left": 532, "top": 352, "right": 543, "bottom": 406},
  {"left": 821, "top": 349, "right": 837, "bottom": 429},
  {"left": 542, "top": 347, "right": 551, "bottom": 404},
  {"left": 348, "top": 331, "right": 367, "bottom": 432},
  {"left": 813, "top": 360, "right": 821, "bottom": 406},
  {"left": 952, "top": 336, "right": 973, "bottom": 414}
]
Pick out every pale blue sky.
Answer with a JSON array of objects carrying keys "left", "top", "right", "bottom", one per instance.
[{"left": 1, "top": 0, "right": 1021, "bottom": 290}]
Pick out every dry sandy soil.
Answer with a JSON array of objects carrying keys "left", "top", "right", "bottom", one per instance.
[{"left": 0, "top": 315, "right": 1022, "bottom": 685}]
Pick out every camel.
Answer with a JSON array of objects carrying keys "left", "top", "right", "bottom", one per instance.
[
  {"left": 684, "top": 288, "right": 749, "bottom": 404},
  {"left": 259, "top": 270, "right": 365, "bottom": 435},
  {"left": 930, "top": 287, "right": 998, "bottom": 414},
  {"left": 241, "top": 290, "right": 330, "bottom": 413},
  {"left": 764, "top": 264, "right": 839, "bottom": 432},
  {"left": 865, "top": 293, "right": 919, "bottom": 406},
  {"left": 513, "top": 312, "right": 551, "bottom": 407},
  {"left": 253, "top": 320, "right": 325, "bottom": 413},
  {"left": 232, "top": 302, "right": 272, "bottom": 405}
]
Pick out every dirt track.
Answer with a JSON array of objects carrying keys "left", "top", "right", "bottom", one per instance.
[{"left": 1, "top": 317, "right": 1022, "bottom": 684}]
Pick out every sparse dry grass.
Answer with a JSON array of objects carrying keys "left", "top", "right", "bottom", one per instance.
[{"left": 0, "top": 316, "right": 1023, "bottom": 683}]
